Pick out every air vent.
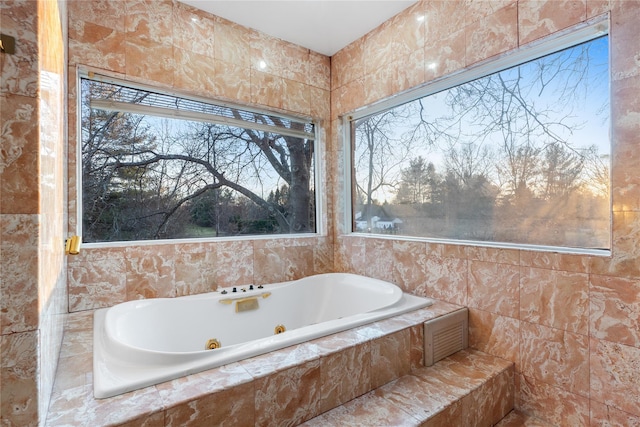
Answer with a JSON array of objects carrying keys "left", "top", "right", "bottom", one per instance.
[{"left": 424, "top": 308, "right": 468, "bottom": 366}]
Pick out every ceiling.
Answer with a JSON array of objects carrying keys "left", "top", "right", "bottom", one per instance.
[{"left": 179, "top": 0, "right": 418, "bottom": 56}]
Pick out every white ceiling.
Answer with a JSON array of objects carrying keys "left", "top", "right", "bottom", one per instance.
[{"left": 179, "top": 0, "right": 418, "bottom": 56}]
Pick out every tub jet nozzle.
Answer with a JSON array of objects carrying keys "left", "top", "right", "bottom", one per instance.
[{"left": 205, "top": 338, "right": 221, "bottom": 350}]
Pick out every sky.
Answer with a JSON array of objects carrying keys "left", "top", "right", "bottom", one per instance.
[{"left": 354, "top": 35, "right": 610, "bottom": 203}]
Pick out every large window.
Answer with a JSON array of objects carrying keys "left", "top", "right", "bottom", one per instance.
[
  {"left": 80, "top": 75, "right": 317, "bottom": 243},
  {"left": 351, "top": 29, "right": 610, "bottom": 251}
]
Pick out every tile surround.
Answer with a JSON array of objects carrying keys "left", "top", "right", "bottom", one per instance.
[
  {"left": 1, "top": 0, "right": 68, "bottom": 425},
  {"left": 468, "top": 260, "right": 520, "bottom": 318},
  {"left": 516, "top": 373, "right": 590, "bottom": 426},
  {"left": 331, "top": 1, "right": 640, "bottom": 425},
  {"left": 1, "top": 0, "right": 638, "bottom": 426},
  {"left": 304, "top": 348, "right": 515, "bottom": 427},
  {"left": 0, "top": 214, "right": 39, "bottom": 334},
  {"left": 45, "top": 302, "right": 464, "bottom": 426},
  {"left": 519, "top": 322, "right": 590, "bottom": 397},
  {"left": 589, "top": 400, "right": 640, "bottom": 426},
  {"left": 519, "top": 267, "right": 590, "bottom": 334},
  {"left": 518, "top": 0, "right": 587, "bottom": 45},
  {"left": 0, "top": 0, "right": 39, "bottom": 97},
  {"left": 0, "top": 93, "right": 40, "bottom": 214},
  {"left": 495, "top": 410, "right": 553, "bottom": 427},
  {"left": 320, "top": 342, "right": 373, "bottom": 412},
  {"left": 0, "top": 330, "right": 39, "bottom": 426},
  {"left": 469, "top": 308, "right": 521, "bottom": 369},
  {"left": 611, "top": 75, "right": 640, "bottom": 212},
  {"left": 63, "top": 0, "right": 335, "bottom": 310},
  {"left": 589, "top": 274, "right": 640, "bottom": 348},
  {"left": 589, "top": 337, "right": 640, "bottom": 417},
  {"left": 465, "top": 2, "right": 519, "bottom": 66}
]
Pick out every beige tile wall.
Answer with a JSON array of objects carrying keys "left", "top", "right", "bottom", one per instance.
[
  {"left": 331, "top": 1, "right": 640, "bottom": 425},
  {"left": 65, "top": 0, "right": 333, "bottom": 311},
  {"left": 1, "top": 0, "right": 68, "bottom": 425},
  {"left": 2, "top": 0, "right": 638, "bottom": 425},
  {"left": 66, "top": 0, "right": 640, "bottom": 424}
]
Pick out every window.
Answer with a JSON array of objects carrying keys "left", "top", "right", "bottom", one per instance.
[
  {"left": 80, "top": 75, "right": 317, "bottom": 243},
  {"left": 350, "top": 28, "right": 610, "bottom": 251}
]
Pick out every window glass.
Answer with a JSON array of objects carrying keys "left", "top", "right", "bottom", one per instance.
[
  {"left": 81, "top": 77, "right": 316, "bottom": 243},
  {"left": 352, "top": 35, "right": 610, "bottom": 250}
]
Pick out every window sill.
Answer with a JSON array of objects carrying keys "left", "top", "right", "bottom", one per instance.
[
  {"left": 344, "top": 232, "right": 611, "bottom": 258},
  {"left": 81, "top": 232, "right": 326, "bottom": 249}
]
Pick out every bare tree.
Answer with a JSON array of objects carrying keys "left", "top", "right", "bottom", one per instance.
[
  {"left": 444, "top": 142, "right": 493, "bottom": 188},
  {"left": 81, "top": 80, "right": 315, "bottom": 242},
  {"left": 353, "top": 106, "right": 415, "bottom": 223},
  {"left": 352, "top": 35, "right": 609, "bottom": 247}
]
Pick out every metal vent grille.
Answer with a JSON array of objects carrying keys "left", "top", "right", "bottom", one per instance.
[{"left": 424, "top": 308, "right": 468, "bottom": 367}]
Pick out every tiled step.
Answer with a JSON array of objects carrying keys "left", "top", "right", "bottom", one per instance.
[
  {"left": 301, "top": 349, "right": 514, "bottom": 427},
  {"left": 495, "top": 410, "right": 554, "bottom": 427}
]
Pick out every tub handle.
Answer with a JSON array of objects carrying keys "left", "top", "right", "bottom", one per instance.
[{"left": 219, "top": 292, "right": 271, "bottom": 305}]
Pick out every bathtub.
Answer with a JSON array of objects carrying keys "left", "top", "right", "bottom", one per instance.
[{"left": 93, "top": 272, "right": 434, "bottom": 398}]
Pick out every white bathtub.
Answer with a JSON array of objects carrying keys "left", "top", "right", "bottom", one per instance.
[{"left": 93, "top": 273, "right": 433, "bottom": 399}]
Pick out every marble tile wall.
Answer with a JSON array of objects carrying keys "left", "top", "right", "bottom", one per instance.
[
  {"left": 65, "top": 0, "right": 333, "bottom": 310},
  {"left": 5, "top": 0, "right": 636, "bottom": 425},
  {"left": 1, "top": 0, "right": 68, "bottom": 425},
  {"left": 331, "top": 1, "right": 640, "bottom": 425},
  {"left": 37, "top": 0, "right": 69, "bottom": 422},
  {"left": 67, "top": 236, "right": 333, "bottom": 312}
]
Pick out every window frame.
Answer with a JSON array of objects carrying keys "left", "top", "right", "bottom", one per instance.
[
  {"left": 343, "top": 17, "right": 611, "bottom": 256},
  {"left": 75, "top": 70, "right": 325, "bottom": 247}
]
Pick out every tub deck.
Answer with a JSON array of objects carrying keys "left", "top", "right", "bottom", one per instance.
[
  {"left": 93, "top": 279, "right": 433, "bottom": 399},
  {"left": 46, "top": 299, "right": 530, "bottom": 426}
]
